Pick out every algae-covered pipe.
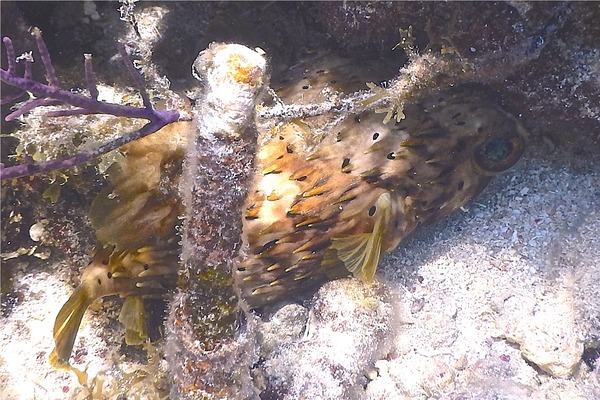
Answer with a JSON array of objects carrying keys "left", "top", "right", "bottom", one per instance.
[{"left": 166, "top": 43, "right": 269, "bottom": 399}]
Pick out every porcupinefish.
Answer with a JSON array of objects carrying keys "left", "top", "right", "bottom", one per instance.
[
  {"left": 49, "top": 122, "right": 190, "bottom": 368},
  {"left": 49, "top": 243, "right": 179, "bottom": 368},
  {"left": 235, "top": 84, "right": 527, "bottom": 308}
]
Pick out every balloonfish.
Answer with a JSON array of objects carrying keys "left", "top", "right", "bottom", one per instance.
[
  {"left": 235, "top": 83, "right": 527, "bottom": 308},
  {"left": 49, "top": 242, "right": 179, "bottom": 368},
  {"left": 49, "top": 122, "right": 190, "bottom": 368}
]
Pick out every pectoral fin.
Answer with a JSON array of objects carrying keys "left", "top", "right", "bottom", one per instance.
[
  {"left": 330, "top": 233, "right": 381, "bottom": 283},
  {"left": 329, "top": 192, "right": 392, "bottom": 283}
]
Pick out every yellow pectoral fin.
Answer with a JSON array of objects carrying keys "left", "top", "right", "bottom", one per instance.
[
  {"left": 330, "top": 233, "right": 380, "bottom": 283},
  {"left": 50, "top": 284, "right": 95, "bottom": 368},
  {"left": 329, "top": 193, "right": 392, "bottom": 283}
]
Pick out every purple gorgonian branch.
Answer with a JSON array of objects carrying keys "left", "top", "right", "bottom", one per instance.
[{"left": 1, "top": 28, "right": 188, "bottom": 181}]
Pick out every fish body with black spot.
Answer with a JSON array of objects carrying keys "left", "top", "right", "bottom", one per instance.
[
  {"left": 49, "top": 243, "right": 178, "bottom": 368},
  {"left": 49, "top": 122, "right": 189, "bottom": 368},
  {"left": 235, "top": 85, "right": 527, "bottom": 308}
]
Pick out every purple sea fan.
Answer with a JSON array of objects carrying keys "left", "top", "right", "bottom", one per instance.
[{"left": 0, "top": 28, "right": 188, "bottom": 181}]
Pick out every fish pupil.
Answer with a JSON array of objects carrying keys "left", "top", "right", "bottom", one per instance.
[
  {"left": 484, "top": 138, "right": 512, "bottom": 162},
  {"left": 368, "top": 206, "right": 376, "bottom": 216}
]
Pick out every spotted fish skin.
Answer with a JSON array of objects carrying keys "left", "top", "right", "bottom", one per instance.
[{"left": 235, "top": 86, "right": 527, "bottom": 307}]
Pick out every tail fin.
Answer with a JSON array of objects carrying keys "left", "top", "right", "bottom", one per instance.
[{"left": 49, "top": 284, "right": 95, "bottom": 368}]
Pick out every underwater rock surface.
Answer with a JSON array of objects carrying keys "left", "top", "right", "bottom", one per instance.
[
  {"left": 1, "top": 1, "right": 600, "bottom": 399},
  {"left": 255, "top": 279, "right": 400, "bottom": 399},
  {"left": 318, "top": 2, "right": 600, "bottom": 145}
]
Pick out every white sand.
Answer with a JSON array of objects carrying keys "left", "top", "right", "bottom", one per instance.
[{"left": 2, "top": 137, "right": 598, "bottom": 399}]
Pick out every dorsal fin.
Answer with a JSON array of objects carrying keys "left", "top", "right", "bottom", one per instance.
[{"left": 328, "top": 192, "right": 392, "bottom": 283}]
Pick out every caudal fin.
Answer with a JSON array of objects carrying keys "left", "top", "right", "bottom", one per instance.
[{"left": 49, "top": 284, "right": 95, "bottom": 368}]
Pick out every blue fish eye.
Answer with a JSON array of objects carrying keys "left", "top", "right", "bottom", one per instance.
[{"left": 484, "top": 137, "right": 512, "bottom": 162}]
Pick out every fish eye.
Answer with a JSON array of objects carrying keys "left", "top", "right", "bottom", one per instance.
[
  {"left": 484, "top": 138, "right": 512, "bottom": 162},
  {"left": 474, "top": 135, "right": 525, "bottom": 175}
]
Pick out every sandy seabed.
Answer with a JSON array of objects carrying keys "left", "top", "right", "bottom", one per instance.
[{"left": 1, "top": 139, "right": 599, "bottom": 399}]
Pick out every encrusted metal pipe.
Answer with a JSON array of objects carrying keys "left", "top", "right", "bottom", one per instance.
[{"left": 165, "top": 43, "right": 268, "bottom": 399}]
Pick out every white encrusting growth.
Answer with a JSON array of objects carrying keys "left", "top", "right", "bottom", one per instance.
[{"left": 192, "top": 43, "right": 268, "bottom": 139}]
